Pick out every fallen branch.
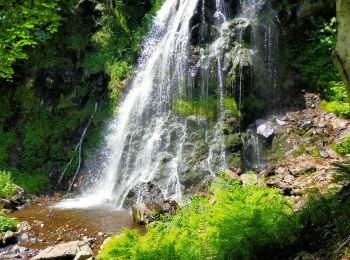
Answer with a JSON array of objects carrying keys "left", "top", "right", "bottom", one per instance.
[{"left": 56, "top": 102, "right": 98, "bottom": 191}]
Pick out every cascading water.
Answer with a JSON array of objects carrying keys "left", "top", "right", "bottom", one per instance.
[{"left": 57, "top": 0, "right": 279, "bottom": 209}]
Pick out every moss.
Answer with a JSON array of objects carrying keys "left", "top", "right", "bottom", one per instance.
[{"left": 172, "top": 96, "right": 240, "bottom": 121}]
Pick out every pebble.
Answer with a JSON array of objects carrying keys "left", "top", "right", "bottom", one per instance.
[{"left": 98, "top": 232, "right": 104, "bottom": 236}]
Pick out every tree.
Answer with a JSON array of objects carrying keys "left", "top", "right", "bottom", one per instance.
[
  {"left": 333, "top": 0, "right": 350, "bottom": 103},
  {"left": 0, "top": 0, "right": 61, "bottom": 79}
]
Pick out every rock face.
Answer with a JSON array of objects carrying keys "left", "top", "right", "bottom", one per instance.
[{"left": 32, "top": 240, "right": 93, "bottom": 260}]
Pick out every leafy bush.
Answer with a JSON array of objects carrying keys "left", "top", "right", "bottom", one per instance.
[
  {"left": 0, "top": 216, "right": 18, "bottom": 232},
  {"left": 98, "top": 177, "right": 300, "bottom": 259},
  {"left": 0, "top": 170, "right": 16, "bottom": 199},
  {"left": 322, "top": 100, "right": 350, "bottom": 118},
  {"left": 334, "top": 135, "right": 350, "bottom": 155}
]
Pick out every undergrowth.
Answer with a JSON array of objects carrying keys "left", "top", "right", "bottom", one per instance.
[
  {"left": 98, "top": 177, "right": 300, "bottom": 260},
  {"left": 0, "top": 170, "right": 16, "bottom": 199}
]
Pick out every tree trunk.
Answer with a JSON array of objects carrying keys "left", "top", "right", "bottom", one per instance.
[{"left": 333, "top": 0, "right": 350, "bottom": 103}]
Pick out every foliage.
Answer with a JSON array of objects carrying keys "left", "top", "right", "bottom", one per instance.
[
  {"left": 334, "top": 135, "right": 350, "bottom": 155},
  {"left": 98, "top": 177, "right": 299, "bottom": 259},
  {"left": 0, "top": 216, "right": 18, "bottom": 232},
  {"left": 292, "top": 184, "right": 350, "bottom": 258},
  {"left": 0, "top": 170, "right": 16, "bottom": 199},
  {"left": 0, "top": 0, "right": 61, "bottom": 79}
]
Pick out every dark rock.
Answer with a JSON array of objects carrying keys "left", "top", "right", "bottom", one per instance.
[
  {"left": 300, "top": 120, "right": 312, "bottom": 129},
  {"left": 0, "top": 199, "right": 17, "bottom": 210},
  {"left": 123, "top": 182, "right": 165, "bottom": 208}
]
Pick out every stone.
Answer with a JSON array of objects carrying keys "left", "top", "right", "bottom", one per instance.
[
  {"left": 20, "top": 232, "right": 29, "bottom": 242},
  {"left": 17, "top": 221, "right": 31, "bottom": 232},
  {"left": 73, "top": 248, "right": 93, "bottom": 260},
  {"left": 32, "top": 241, "right": 93, "bottom": 260},
  {"left": 224, "top": 168, "right": 241, "bottom": 180},
  {"left": 34, "top": 220, "right": 44, "bottom": 227},
  {"left": 3, "top": 231, "right": 17, "bottom": 245},
  {"left": 330, "top": 117, "right": 348, "bottom": 130},
  {"left": 257, "top": 123, "right": 275, "bottom": 139},
  {"left": 240, "top": 174, "right": 259, "bottom": 186},
  {"left": 300, "top": 120, "right": 312, "bottom": 129},
  {"left": 132, "top": 200, "right": 164, "bottom": 225},
  {"left": 276, "top": 118, "right": 288, "bottom": 126},
  {"left": 0, "top": 199, "right": 17, "bottom": 210},
  {"left": 319, "top": 150, "right": 329, "bottom": 158}
]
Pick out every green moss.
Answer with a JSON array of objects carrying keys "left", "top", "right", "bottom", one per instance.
[
  {"left": 310, "top": 148, "right": 320, "bottom": 158},
  {"left": 172, "top": 96, "right": 240, "bottom": 121}
]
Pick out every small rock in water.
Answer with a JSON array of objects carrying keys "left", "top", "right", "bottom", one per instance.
[
  {"left": 33, "top": 220, "right": 44, "bottom": 227},
  {"left": 17, "top": 221, "right": 31, "bottom": 232}
]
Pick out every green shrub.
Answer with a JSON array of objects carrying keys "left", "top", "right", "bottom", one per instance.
[
  {"left": 0, "top": 216, "right": 18, "bottom": 232},
  {"left": 322, "top": 100, "right": 350, "bottom": 118},
  {"left": 98, "top": 177, "right": 300, "bottom": 259},
  {"left": 0, "top": 170, "right": 16, "bottom": 199},
  {"left": 334, "top": 135, "right": 350, "bottom": 155}
]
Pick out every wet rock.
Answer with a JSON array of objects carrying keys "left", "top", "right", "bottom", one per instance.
[
  {"left": 34, "top": 220, "right": 44, "bottom": 227},
  {"left": 300, "top": 120, "right": 312, "bottom": 129},
  {"left": 257, "top": 123, "right": 275, "bottom": 139},
  {"left": 123, "top": 182, "right": 165, "bottom": 208},
  {"left": 32, "top": 240, "right": 93, "bottom": 260},
  {"left": 0, "top": 199, "right": 17, "bottom": 210},
  {"left": 2, "top": 231, "right": 17, "bottom": 245}
]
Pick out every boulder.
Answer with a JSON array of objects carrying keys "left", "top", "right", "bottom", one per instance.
[
  {"left": 132, "top": 201, "right": 159, "bottom": 225},
  {"left": 257, "top": 123, "right": 275, "bottom": 139},
  {"left": 123, "top": 182, "right": 165, "bottom": 208},
  {"left": 32, "top": 241, "right": 93, "bottom": 260},
  {"left": 240, "top": 174, "right": 259, "bottom": 186}
]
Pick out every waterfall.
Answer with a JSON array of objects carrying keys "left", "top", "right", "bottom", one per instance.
[{"left": 56, "top": 0, "right": 279, "bottom": 209}]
